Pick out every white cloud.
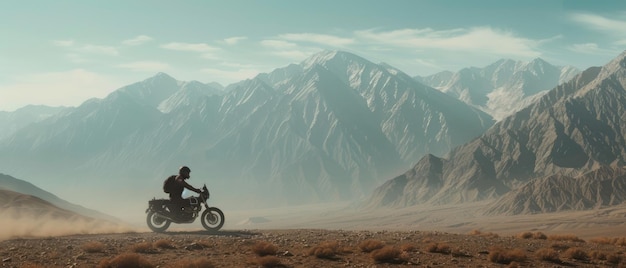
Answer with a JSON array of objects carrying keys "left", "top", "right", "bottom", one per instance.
[
  {"left": 223, "top": 36, "right": 247, "bottom": 45},
  {"left": 0, "top": 69, "right": 126, "bottom": 111},
  {"left": 568, "top": 43, "right": 618, "bottom": 55},
  {"left": 161, "top": 42, "right": 219, "bottom": 52},
  {"left": 122, "top": 35, "right": 153, "bottom": 46},
  {"left": 278, "top": 33, "right": 354, "bottom": 47},
  {"left": 355, "top": 27, "right": 541, "bottom": 58},
  {"left": 570, "top": 13, "right": 626, "bottom": 35},
  {"left": 117, "top": 61, "right": 170, "bottom": 72}
]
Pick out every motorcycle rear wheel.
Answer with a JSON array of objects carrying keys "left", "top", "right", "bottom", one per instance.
[
  {"left": 147, "top": 211, "right": 171, "bottom": 232},
  {"left": 201, "top": 207, "right": 225, "bottom": 231}
]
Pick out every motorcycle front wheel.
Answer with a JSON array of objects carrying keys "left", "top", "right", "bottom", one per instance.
[
  {"left": 146, "top": 211, "right": 171, "bottom": 232},
  {"left": 201, "top": 207, "right": 225, "bottom": 231}
]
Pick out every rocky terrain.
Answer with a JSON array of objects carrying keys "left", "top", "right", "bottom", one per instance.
[{"left": 2, "top": 228, "right": 626, "bottom": 267}]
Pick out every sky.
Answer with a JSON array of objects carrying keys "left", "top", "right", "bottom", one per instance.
[{"left": 1, "top": 0, "right": 626, "bottom": 112}]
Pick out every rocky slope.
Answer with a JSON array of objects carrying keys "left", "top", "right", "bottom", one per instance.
[
  {"left": 369, "top": 50, "right": 626, "bottom": 212},
  {"left": 417, "top": 58, "right": 579, "bottom": 121}
]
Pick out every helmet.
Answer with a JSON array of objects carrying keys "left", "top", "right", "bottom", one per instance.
[{"left": 179, "top": 166, "right": 191, "bottom": 174}]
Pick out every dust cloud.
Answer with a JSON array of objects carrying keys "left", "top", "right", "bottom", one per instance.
[{"left": 0, "top": 208, "right": 138, "bottom": 241}]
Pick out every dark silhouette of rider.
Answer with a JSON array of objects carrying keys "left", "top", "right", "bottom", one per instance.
[{"left": 169, "top": 166, "right": 202, "bottom": 210}]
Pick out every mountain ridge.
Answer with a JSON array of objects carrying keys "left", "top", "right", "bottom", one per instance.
[{"left": 368, "top": 50, "right": 626, "bottom": 214}]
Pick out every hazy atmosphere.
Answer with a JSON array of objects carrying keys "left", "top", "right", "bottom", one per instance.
[
  {"left": 3, "top": 4, "right": 626, "bottom": 266},
  {"left": 2, "top": 1, "right": 625, "bottom": 111}
]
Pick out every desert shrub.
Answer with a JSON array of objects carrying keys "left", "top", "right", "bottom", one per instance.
[
  {"left": 590, "top": 250, "right": 607, "bottom": 260},
  {"left": 550, "top": 243, "right": 570, "bottom": 250},
  {"left": 547, "top": 234, "right": 585, "bottom": 243},
  {"left": 97, "top": 253, "right": 154, "bottom": 268},
  {"left": 427, "top": 242, "right": 451, "bottom": 254},
  {"left": 400, "top": 243, "right": 416, "bottom": 252},
  {"left": 591, "top": 237, "right": 626, "bottom": 246},
  {"left": 590, "top": 237, "right": 612, "bottom": 244},
  {"left": 154, "top": 239, "right": 176, "bottom": 249},
  {"left": 82, "top": 241, "right": 106, "bottom": 253},
  {"left": 169, "top": 257, "right": 215, "bottom": 268},
  {"left": 613, "top": 237, "right": 626, "bottom": 246},
  {"left": 252, "top": 241, "right": 278, "bottom": 256},
  {"left": 370, "top": 246, "right": 406, "bottom": 263},
  {"left": 308, "top": 241, "right": 339, "bottom": 259},
  {"left": 607, "top": 253, "right": 622, "bottom": 264},
  {"left": 517, "top": 232, "right": 533, "bottom": 239},
  {"left": 532, "top": 232, "right": 547, "bottom": 239},
  {"left": 517, "top": 231, "right": 547, "bottom": 240},
  {"left": 563, "top": 247, "right": 589, "bottom": 260},
  {"left": 358, "top": 239, "right": 385, "bottom": 253},
  {"left": 469, "top": 229, "right": 499, "bottom": 238},
  {"left": 254, "top": 256, "right": 282, "bottom": 267},
  {"left": 131, "top": 241, "right": 156, "bottom": 253},
  {"left": 535, "top": 248, "right": 560, "bottom": 263},
  {"left": 488, "top": 247, "right": 526, "bottom": 264}
]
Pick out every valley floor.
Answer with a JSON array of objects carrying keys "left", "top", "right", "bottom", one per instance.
[{"left": 1, "top": 228, "right": 626, "bottom": 267}]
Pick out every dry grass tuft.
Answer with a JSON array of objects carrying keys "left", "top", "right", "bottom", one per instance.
[
  {"left": 358, "top": 239, "right": 385, "bottom": 253},
  {"left": 562, "top": 247, "right": 589, "bottom": 261},
  {"left": 535, "top": 248, "right": 560, "bottom": 263},
  {"left": 550, "top": 243, "right": 570, "bottom": 250},
  {"left": 308, "top": 241, "right": 339, "bottom": 259},
  {"left": 590, "top": 236, "right": 626, "bottom": 246},
  {"left": 426, "top": 242, "right": 451, "bottom": 254},
  {"left": 488, "top": 247, "right": 527, "bottom": 264},
  {"left": 516, "top": 231, "right": 546, "bottom": 240},
  {"left": 607, "top": 253, "right": 623, "bottom": 264},
  {"left": 154, "top": 239, "right": 176, "bottom": 249},
  {"left": 590, "top": 250, "right": 607, "bottom": 261},
  {"left": 547, "top": 234, "right": 585, "bottom": 243},
  {"left": 169, "top": 257, "right": 215, "bottom": 268},
  {"left": 131, "top": 242, "right": 156, "bottom": 254},
  {"left": 254, "top": 256, "right": 282, "bottom": 267},
  {"left": 399, "top": 243, "right": 416, "bottom": 252},
  {"left": 370, "top": 246, "right": 405, "bottom": 263},
  {"left": 82, "top": 241, "right": 106, "bottom": 253},
  {"left": 97, "top": 253, "right": 154, "bottom": 268},
  {"left": 252, "top": 241, "right": 278, "bottom": 256},
  {"left": 469, "top": 229, "right": 499, "bottom": 238}
]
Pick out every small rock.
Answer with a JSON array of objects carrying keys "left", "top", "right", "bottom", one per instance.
[
  {"left": 2, "top": 257, "right": 11, "bottom": 262},
  {"left": 282, "top": 251, "right": 293, "bottom": 256}
]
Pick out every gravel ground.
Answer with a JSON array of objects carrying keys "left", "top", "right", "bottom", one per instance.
[{"left": 1, "top": 229, "right": 626, "bottom": 267}]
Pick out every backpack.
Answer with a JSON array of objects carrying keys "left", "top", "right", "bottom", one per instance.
[{"left": 163, "top": 175, "right": 176, "bottom": 193}]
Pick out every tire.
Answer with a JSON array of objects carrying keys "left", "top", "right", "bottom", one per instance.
[
  {"left": 146, "top": 211, "right": 171, "bottom": 232},
  {"left": 201, "top": 207, "right": 225, "bottom": 231}
]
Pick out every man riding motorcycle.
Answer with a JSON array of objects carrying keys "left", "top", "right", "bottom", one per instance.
[{"left": 166, "top": 166, "right": 202, "bottom": 212}]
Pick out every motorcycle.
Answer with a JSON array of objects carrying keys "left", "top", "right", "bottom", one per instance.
[{"left": 145, "top": 184, "right": 225, "bottom": 232}]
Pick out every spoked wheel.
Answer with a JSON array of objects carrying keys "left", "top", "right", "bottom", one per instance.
[
  {"left": 146, "top": 211, "right": 171, "bottom": 232},
  {"left": 201, "top": 207, "right": 225, "bottom": 231}
]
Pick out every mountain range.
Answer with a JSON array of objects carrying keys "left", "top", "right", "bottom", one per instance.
[
  {"left": 368, "top": 50, "right": 626, "bottom": 214},
  {"left": 0, "top": 51, "right": 493, "bottom": 211},
  {"left": 416, "top": 59, "right": 579, "bottom": 121},
  {"left": 2, "top": 49, "right": 624, "bottom": 218}
]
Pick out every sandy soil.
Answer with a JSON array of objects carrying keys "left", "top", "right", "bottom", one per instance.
[{"left": 3, "top": 202, "right": 626, "bottom": 267}]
